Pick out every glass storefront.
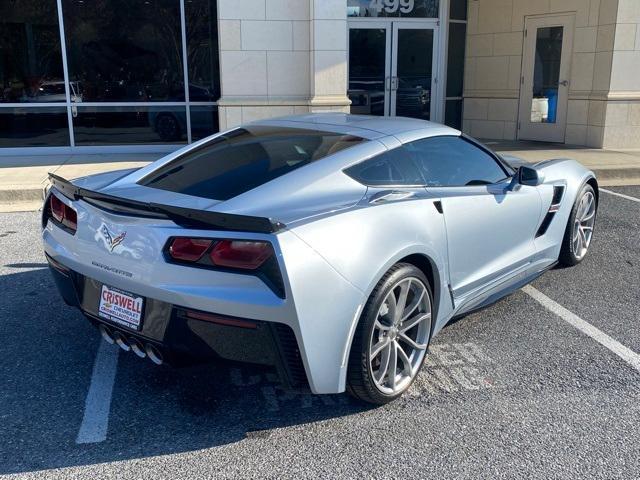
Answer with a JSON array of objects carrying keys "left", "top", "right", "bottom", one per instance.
[
  {"left": 0, "top": 0, "right": 219, "bottom": 149},
  {"left": 347, "top": 0, "right": 467, "bottom": 129}
]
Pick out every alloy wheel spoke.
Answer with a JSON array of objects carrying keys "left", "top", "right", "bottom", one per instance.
[
  {"left": 374, "top": 319, "right": 391, "bottom": 332},
  {"left": 371, "top": 337, "right": 390, "bottom": 358},
  {"left": 399, "top": 332, "right": 427, "bottom": 351},
  {"left": 383, "top": 290, "right": 398, "bottom": 324},
  {"left": 581, "top": 212, "right": 595, "bottom": 224},
  {"left": 400, "top": 312, "right": 430, "bottom": 333},
  {"left": 579, "top": 227, "right": 588, "bottom": 251},
  {"left": 388, "top": 342, "right": 398, "bottom": 391},
  {"left": 395, "top": 341, "right": 413, "bottom": 376},
  {"left": 401, "top": 287, "right": 426, "bottom": 322},
  {"left": 584, "top": 195, "right": 594, "bottom": 217},
  {"left": 374, "top": 343, "right": 391, "bottom": 385},
  {"left": 394, "top": 280, "right": 411, "bottom": 323}
]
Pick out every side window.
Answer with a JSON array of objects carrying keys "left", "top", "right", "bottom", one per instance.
[
  {"left": 344, "top": 146, "right": 423, "bottom": 187},
  {"left": 405, "top": 136, "right": 508, "bottom": 187}
]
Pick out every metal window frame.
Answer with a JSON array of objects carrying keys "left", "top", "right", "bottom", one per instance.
[{"left": 0, "top": 0, "right": 219, "bottom": 155}]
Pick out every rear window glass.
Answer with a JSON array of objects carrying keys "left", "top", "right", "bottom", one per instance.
[{"left": 140, "top": 126, "right": 365, "bottom": 200}]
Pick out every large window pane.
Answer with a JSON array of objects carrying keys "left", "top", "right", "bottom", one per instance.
[
  {"left": 349, "top": 28, "right": 387, "bottom": 116},
  {"left": 185, "top": 0, "right": 219, "bottom": 101},
  {"left": 446, "top": 22, "right": 466, "bottom": 98},
  {"left": 73, "top": 106, "right": 188, "bottom": 145},
  {"left": 190, "top": 105, "right": 219, "bottom": 141},
  {"left": 531, "top": 26, "right": 563, "bottom": 124},
  {"left": 0, "top": 1, "right": 64, "bottom": 103},
  {"left": 62, "top": 0, "right": 184, "bottom": 102},
  {"left": 0, "top": 107, "right": 69, "bottom": 146}
]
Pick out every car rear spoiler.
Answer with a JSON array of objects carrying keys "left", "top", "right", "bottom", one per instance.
[{"left": 48, "top": 173, "right": 286, "bottom": 234}]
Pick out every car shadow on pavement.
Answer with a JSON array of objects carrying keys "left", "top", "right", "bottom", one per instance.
[{"left": 0, "top": 267, "right": 371, "bottom": 476}]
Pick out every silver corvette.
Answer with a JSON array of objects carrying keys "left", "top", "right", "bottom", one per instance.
[{"left": 43, "top": 114, "right": 598, "bottom": 404}]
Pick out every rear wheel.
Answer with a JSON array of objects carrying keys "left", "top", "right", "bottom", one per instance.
[
  {"left": 347, "top": 263, "right": 433, "bottom": 405},
  {"left": 559, "top": 184, "right": 597, "bottom": 266}
]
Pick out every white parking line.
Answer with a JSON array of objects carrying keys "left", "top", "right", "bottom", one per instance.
[
  {"left": 76, "top": 339, "right": 120, "bottom": 444},
  {"left": 523, "top": 285, "right": 640, "bottom": 373},
  {"left": 601, "top": 188, "right": 640, "bottom": 203}
]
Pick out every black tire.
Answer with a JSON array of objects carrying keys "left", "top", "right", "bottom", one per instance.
[
  {"left": 346, "top": 263, "right": 433, "bottom": 405},
  {"left": 558, "top": 183, "right": 597, "bottom": 267},
  {"left": 155, "top": 113, "right": 181, "bottom": 142}
]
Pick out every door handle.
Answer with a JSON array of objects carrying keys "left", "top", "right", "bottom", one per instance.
[
  {"left": 391, "top": 77, "right": 399, "bottom": 91},
  {"left": 559, "top": 80, "right": 569, "bottom": 87},
  {"left": 369, "top": 190, "right": 415, "bottom": 204},
  {"left": 385, "top": 76, "right": 392, "bottom": 91}
]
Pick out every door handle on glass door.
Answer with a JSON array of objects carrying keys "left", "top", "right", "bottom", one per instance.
[
  {"left": 391, "top": 77, "right": 399, "bottom": 91},
  {"left": 559, "top": 80, "right": 569, "bottom": 87}
]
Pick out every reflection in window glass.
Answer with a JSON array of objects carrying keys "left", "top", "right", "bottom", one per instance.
[
  {"left": 396, "top": 29, "right": 433, "bottom": 120},
  {"left": 0, "top": 1, "right": 64, "bottom": 103},
  {"left": 185, "top": 0, "right": 219, "bottom": 101},
  {"left": 62, "top": 0, "right": 184, "bottom": 102},
  {"left": 406, "top": 136, "right": 507, "bottom": 186},
  {"left": 347, "top": 0, "right": 439, "bottom": 18},
  {"left": 0, "top": 107, "right": 69, "bottom": 147},
  {"left": 531, "top": 26, "right": 563, "bottom": 124},
  {"left": 349, "top": 28, "right": 387, "bottom": 116},
  {"left": 142, "top": 127, "right": 365, "bottom": 200},
  {"left": 190, "top": 105, "right": 219, "bottom": 141},
  {"left": 73, "top": 106, "right": 188, "bottom": 145},
  {"left": 345, "top": 147, "right": 424, "bottom": 186}
]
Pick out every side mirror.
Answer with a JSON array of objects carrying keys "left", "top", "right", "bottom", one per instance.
[{"left": 518, "top": 166, "right": 544, "bottom": 187}]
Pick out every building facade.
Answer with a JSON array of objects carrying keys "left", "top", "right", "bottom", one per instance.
[{"left": 1, "top": 0, "right": 639, "bottom": 155}]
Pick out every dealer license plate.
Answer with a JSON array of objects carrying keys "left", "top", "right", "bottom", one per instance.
[{"left": 98, "top": 284, "right": 144, "bottom": 331}]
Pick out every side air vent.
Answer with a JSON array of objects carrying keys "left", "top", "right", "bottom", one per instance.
[{"left": 536, "top": 186, "right": 565, "bottom": 238}]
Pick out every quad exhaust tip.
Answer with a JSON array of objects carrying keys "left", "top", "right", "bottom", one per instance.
[
  {"left": 129, "top": 337, "right": 147, "bottom": 358},
  {"left": 145, "top": 344, "right": 163, "bottom": 365},
  {"left": 113, "top": 331, "right": 131, "bottom": 352},
  {"left": 98, "top": 324, "right": 163, "bottom": 365},
  {"left": 99, "top": 324, "right": 115, "bottom": 345}
]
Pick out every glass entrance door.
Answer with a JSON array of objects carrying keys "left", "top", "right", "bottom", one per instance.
[
  {"left": 518, "top": 14, "right": 575, "bottom": 143},
  {"left": 391, "top": 23, "right": 436, "bottom": 120},
  {"left": 348, "top": 21, "right": 438, "bottom": 120},
  {"left": 348, "top": 23, "right": 390, "bottom": 116}
]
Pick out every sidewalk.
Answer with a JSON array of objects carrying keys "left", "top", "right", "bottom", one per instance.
[
  {"left": 0, "top": 152, "right": 163, "bottom": 212},
  {"left": 1, "top": 142, "right": 640, "bottom": 212}
]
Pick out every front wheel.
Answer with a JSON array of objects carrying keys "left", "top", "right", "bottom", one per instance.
[
  {"left": 558, "top": 184, "right": 597, "bottom": 266},
  {"left": 347, "top": 263, "right": 433, "bottom": 405}
]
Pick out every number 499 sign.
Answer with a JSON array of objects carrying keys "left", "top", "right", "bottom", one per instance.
[
  {"left": 347, "top": 0, "right": 438, "bottom": 18},
  {"left": 369, "top": 0, "right": 415, "bottom": 14}
]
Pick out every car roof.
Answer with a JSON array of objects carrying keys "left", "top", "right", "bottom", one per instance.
[{"left": 253, "top": 113, "right": 461, "bottom": 141}]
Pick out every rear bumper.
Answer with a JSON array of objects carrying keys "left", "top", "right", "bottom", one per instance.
[{"left": 46, "top": 253, "right": 308, "bottom": 389}]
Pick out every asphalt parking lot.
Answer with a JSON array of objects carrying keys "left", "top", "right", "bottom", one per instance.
[{"left": 0, "top": 187, "right": 638, "bottom": 479}]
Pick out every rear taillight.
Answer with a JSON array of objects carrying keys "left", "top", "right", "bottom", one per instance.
[
  {"left": 48, "top": 194, "right": 78, "bottom": 234},
  {"left": 209, "top": 240, "right": 273, "bottom": 270},
  {"left": 165, "top": 237, "right": 283, "bottom": 297},
  {"left": 169, "top": 238, "right": 213, "bottom": 262},
  {"left": 167, "top": 237, "right": 274, "bottom": 270}
]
